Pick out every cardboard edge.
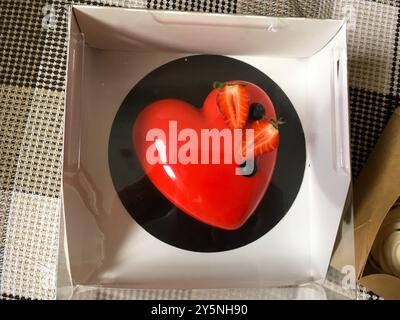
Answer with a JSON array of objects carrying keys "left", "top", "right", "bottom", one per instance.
[
  {"left": 57, "top": 4, "right": 80, "bottom": 300},
  {"left": 73, "top": 4, "right": 345, "bottom": 25},
  {"left": 72, "top": 5, "right": 345, "bottom": 58}
]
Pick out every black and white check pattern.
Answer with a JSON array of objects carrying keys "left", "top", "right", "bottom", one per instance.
[
  {"left": 1, "top": 0, "right": 397, "bottom": 299},
  {"left": 147, "top": 0, "right": 237, "bottom": 12}
]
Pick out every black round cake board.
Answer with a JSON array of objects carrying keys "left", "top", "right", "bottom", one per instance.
[{"left": 109, "top": 55, "right": 306, "bottom": 252}]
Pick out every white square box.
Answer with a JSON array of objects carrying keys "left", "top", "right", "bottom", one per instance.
[{"left": 61, "top": 5, "right": 353, "bottom": 293}]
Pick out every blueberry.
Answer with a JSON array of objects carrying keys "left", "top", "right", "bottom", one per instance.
[
  {"left": 239, "top": 160, "right": 257, "bottom": 177},
  {"left": 249, "top": 103, "right": 265, "bottom": 120}
]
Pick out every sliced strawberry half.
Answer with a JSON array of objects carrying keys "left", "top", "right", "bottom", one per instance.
[
  {"left": 242, "top": 118, "right": 283, "bottom": 158},
  {"left": 215, "top": 81, "right": 250, "bottom": 129}
]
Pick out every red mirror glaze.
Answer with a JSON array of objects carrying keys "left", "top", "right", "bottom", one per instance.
[{"left": 133, "top": 82, "right": 278, "bottom": 230}]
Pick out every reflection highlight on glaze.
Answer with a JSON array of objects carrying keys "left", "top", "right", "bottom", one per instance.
[{"left": 155, "top": 138, "right": 177, "bottom": 180}]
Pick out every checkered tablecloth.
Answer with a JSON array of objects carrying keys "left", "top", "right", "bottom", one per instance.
[{"left": 1, "top": 0, "right": 398, "bottom": 300}]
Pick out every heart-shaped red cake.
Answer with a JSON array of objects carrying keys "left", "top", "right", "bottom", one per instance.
[{"left": 132, "top": 81, "right": 278, "bottom": 230}]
